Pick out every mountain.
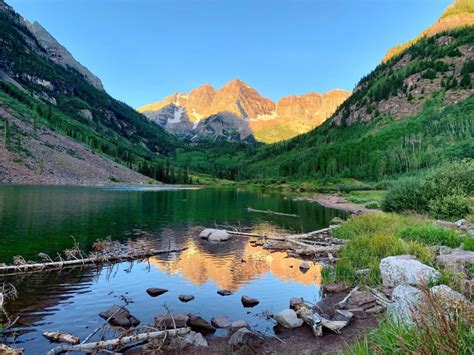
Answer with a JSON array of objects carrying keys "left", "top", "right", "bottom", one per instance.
[
  {"left": 180, "top": 26, "right": 473, "bottom": 182},
  {"left": 138, "top": 80, "right": 350, "bottom": 143},
  {"left": 383, "top": 0, "right": 474, "bottom": 63},
  {"left": 0, "top": 1, "right": 179, "bottom": 185}
]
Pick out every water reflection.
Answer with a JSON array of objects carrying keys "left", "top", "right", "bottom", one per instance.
[{"left": 151, "top": 241, "right": 322, "bottom": 291}]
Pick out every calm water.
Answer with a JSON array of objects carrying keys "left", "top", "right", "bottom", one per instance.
[{"left": 0, "top": 185, "right": 345, "bottom": 354}]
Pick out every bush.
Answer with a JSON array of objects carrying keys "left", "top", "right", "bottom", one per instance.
[
  {"left": 381, "top": 159, "right": 474, "bottom": 220},
  {"left": 381, "top": 178, "right": 427, "bottom": 213},
  {"left": 365, "top": 202, "right": 379, "bottom": 209},
  {"left": 398, "top": 225, "right": 462, "bottom": 248},
  {"left": 462, "top": 237, "right": 474, "bottom": 252},
  {"left": 428, "top": 194, "right": 471, "bottom": 220}
]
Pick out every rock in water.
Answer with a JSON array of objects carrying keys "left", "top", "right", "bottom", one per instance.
[
  {"left": 228, "top": 328, "right": 261, "bottom": 347},
  {"left": 99, "top": 305, "right": 140, "bottom": 328},
  {"left": 241, "top": 295, "right": 259, "bottom": 307},
  {"left": 217, "top": 289, "right": 233, "bottom": 296},
  {"left": 299, "top": 261, "right": 310, "bottom": 271},
  {"left": 188, "top": 315, "right": 216, "bottom": 334},
  {"left": 274, "top": 309, "right": 303, "bottom": 329},
  {"left": 289, "top": 297, "right": 304, "bottom": 309},
  {"left": 211, "top": 315, "right": 231, "bottom": 328},
  {"left": 380, "top": 255, "right": 440, "bottom": 287},
  {"left": 179, "top": 294, "right": 195, "bottom": 302},
  {"left": 199, "top": 228, "right": 231, "bottom": 241},
  {"left": 231, "top": 320, "right": 249, "bottom": 331},
  {"left": 388, "top": 285, "right": 424, "bottom": 325},
  {"left": 155, "top": 312, "right": 190, "bottom": 328},
  {"left": 146, "top": 288, "right": 168, "bottom": 297}
]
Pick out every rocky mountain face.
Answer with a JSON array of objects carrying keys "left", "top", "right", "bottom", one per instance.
[
  {"left": 383, "top": 0, "right": 474, "bottom": 63},
  {"left": 0, "top": 0, "right": 176, "bottom": 184},
  {"left": 332, "top": 32, "right": 473, "bottom": 126},
  {"left": 138, "top": 80, "right": 350, "bottom": 143},
  {"left": 23, "top": 20, "right": 105, "bottom": 91}
]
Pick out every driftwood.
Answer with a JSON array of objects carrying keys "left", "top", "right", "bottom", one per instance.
[
  {"left": 336, "top": 286, "right": 360, "bottom": 308},
  {"left": 293, "top": 303, "right": 350, "bottom": 337},
  {"left": 43, "top": 332, "right": 80, "bottom": 345},
  {"left": 0, "top": 247, "right": 186, "bottom": 276},
  {"left": 228, "top": 231, "right": 286, "bottom": 241},
  {"left": 46, "top": 327, "right": 190, "bottom": 354},
  {"left": 247, "top": 207, "right": 299, "bottom": 218}
]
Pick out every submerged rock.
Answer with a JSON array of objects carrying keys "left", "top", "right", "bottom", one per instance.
[
  {"left": 99, "top": 305, "right": 140, "bottom": 328},
  {"left": 274, "top": 309, "right": 303, "bottom": 329},
  {"left": 380, "top": 255, "right": 440, "bottom": 287},
  {"left": 299, "top": 261, "right": 310, "bottom": 272},
  {"left": 199, "top": 228, "right": 231, "bottom": 241},
  {"left": 146, "top": 288, "right": 168, "bottom": 297},
  {"left": 228, "top": 328, "right": 261, "bottom": 347},
  {"left": 188, "top": 315, "right": 216, "bottom": 334},
  {"left": 241, "top": 295, "right": 259, "bottom": 308},
  {"left": 217, "top": 289, "right": 233, "bottom": 296},
  {"left": 211, "top": 315, "right": 231, "bottom": 328},
  {"left": 179, "top": 294, "right": 195, "bottom": 302},
  {"left": 289, "top": 297, "right": 304, "bottom": 309}
]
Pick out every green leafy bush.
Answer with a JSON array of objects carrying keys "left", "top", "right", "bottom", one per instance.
[
  {"left": 428, "top": 194, "right": 471, "bottom": 220},
  {"left": 365, "top": 202, "right": 379, "bottom": 209},
  {"left": 398, "top": 225, "right": 462, "bottom": 248},
  {"left": 381, "top": 178, "right": 427, "bottom": 213}
]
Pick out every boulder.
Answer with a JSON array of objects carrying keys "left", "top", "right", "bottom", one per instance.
[
  {"left": 324, "top": 283, "right": 349, "bottom": 293},
  {"left": 231, "top": 320, "right": 249, "bottom": 332},
  {"left": 178, "top": 331, "right": 208, "bottom": 348},
  {"left": 228, "top": 328, "right": 261, "bottom": 347},
  {"left": 188, "top": 315, "right": 216, "bottom": 335},
  {"left": 179, "top": 294, "right": 195, "bottom": 302},
  {"left": 211, "top": 315, "right": 231, "bottom": 328},
  {"left": 455, "top": 219, "right": 466, "bottom": 228},
  {"left": 431, "top": 285, "right": 468, "bottom": 305},
  {"left": 155, "top": 312, "right": 189, "bottom": 328},
  {"left": 461, "top": 279, "right": 474, "bottom": 299},
  {"left": 199, "top": 228, "right": 231, "bottom": 241},
  {"left": 274, "top": 309, "right": 303, "bottom": 329},
  {"left": 346, "top": 307, "right": 367, "bottom": 319},
  {"left": 0, "top": 344, "right": 23, "bottom": 355},
  {"left": 334, "top": 309, "right": 354, "bottom": 322},
  {"left": 217, "top": 289, "right": 232, "bottom": 296},
  {"left": 436, "top": 249, "right": 474, "bottom": 275},
  {"left": 289, "top": 297, "right": 305, "bottom": 309},
  {"left": 387, "top": 285, "right": 424, "bottom": 325},
  {"left": 345, "top": 290, "right": 377, "bottom": 310},
  {"left": 99, "top": 305, "right": 140, "bottom": 328},
  {"left": 380, "top": 255, "right": 441, "bottom": 287},
  {"left": 146, "top": 288, "right": 168, "bottom": 297},
  {"left": 241, "top": 295, "right": 259, "bottom": 308},
  {"left": 365, "top": 305, "right": 386, "bottom": 314}
]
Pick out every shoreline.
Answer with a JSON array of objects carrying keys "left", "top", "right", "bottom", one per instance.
[{"left": 312, "top": 193, "right": 378, "bottom": 214}]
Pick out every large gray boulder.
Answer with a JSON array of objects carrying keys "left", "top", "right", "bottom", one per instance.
[
  {"left": 380, "top": 255, "right": 440, "bottom": 287},
  {"left": 274, "top": 309, "right": 303, "bottom": 329},
  {"left": 199, "top": 228, "right": 231, "bottom": 241},
  {"left": 387, "top": 285, "right": 424, "bottom": 325},
  {"left": 436, "top": 249, "right": 474, "bottom": 275},
  {"left": 430, "top": 285, "right": 469, "bottom": 305}
]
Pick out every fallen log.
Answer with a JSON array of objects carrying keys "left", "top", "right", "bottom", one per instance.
[
  {"left": 227, "top": 231, "right": 286, "bottom": 241},
  {"left": 47, "top": 327, "right": 190, "bottom": 354},
  {"left": 43, "top": 332, "right": 80, "bottom": 345},
  {"left": 247, "top": 207, "right": 299, "bottom": 218},
  {"left": 293, "top": 303, "right": 349, "bottom": 337},
  {"left": 0, "top": 247, "right": 187, "bottom": 276}
]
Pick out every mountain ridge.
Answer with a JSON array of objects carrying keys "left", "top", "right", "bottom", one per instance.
[{"left": 138, "top": 80, "right": 350, "bottom": 143}]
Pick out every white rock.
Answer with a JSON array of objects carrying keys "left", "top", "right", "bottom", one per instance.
[
  {"left": 388, "top": 284, "right": 424, "bottom": 325},
  {"left": 455, "top": 219, "right": 466, "bottom": 228},
  {"left": 431, "top": 285, "right": 468, "bottom": 304},
  {"left": 274, "top": 309, "right": 303, "bottom": 329},
  {"left": 380, "top": 255, "right": 441, "bottom": 287},
  {"left": 179, "top": 331, "right": 208, "bottom": 348},
  {"left": 230, "top": 320, "right": 249, "bottom": 331},
  {"left": 199, "top": 228, "right": 231, "bottom": 241}
]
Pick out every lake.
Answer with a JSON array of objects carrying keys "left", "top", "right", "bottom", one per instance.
[{"left": 0, "top": 185, "right": 345, "bottom": 354}]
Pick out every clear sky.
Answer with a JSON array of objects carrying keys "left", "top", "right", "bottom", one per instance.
[{"left": 9, "top": 0, "right": 452, "bottom": 108}]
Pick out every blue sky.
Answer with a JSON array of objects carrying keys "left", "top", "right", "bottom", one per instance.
[{"left": 9, "top": 0, "right": 451, "bottom": 108}]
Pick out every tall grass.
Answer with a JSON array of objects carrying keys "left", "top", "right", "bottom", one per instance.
[{"left": 344, "top": 286, "right": 474, "bottom": 354}]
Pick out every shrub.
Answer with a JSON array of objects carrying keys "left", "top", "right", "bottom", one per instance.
[
  {"left": 365, "top": 202, "right": 379, "bottom": 209},
  {"left": 462, "top": 237, "right": 474, "bottom": 252},
  {"left": 428, "top": 194, "right": 471, "bottom": 220},
  {"left": 381, "top": 178, "right": 427, "bottom": 213},
  {"left": 398, "top": 225, "right": 462, "bottom": 248}
]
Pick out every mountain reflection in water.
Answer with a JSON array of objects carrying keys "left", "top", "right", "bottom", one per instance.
[{"left": 151, "top": 240, "right": 322, "bottom": 291}]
